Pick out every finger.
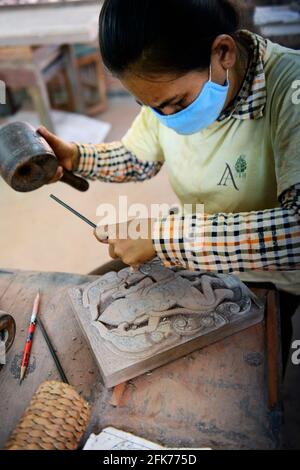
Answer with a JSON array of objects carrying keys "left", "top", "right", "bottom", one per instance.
[
  {"left": 94, "top": 233, "right": 109, "bottom": 244},
  {"left": 130, "top": 265, "right": 141, "bottom": 272},
  {"left": 94, "top": 225, "right": 109, "bottom": 243},
  {"left": 109, "top": 244, "right": 118, "bottom": 259},
  {"left": 107, "top": 238, "right": 117, "bottom": 245},
  {"left": 37, "top": 126, "right": 63, "bottom": 148},
  {"left": 47, "top": 166, "right": 64, "bottom": 184}
]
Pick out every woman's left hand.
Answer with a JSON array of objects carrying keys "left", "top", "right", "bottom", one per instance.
[{"left": 94, "top": 219, "right": 156, "bottom": 270}]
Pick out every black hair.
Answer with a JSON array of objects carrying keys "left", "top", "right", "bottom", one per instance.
[{"left": 99, "top": 0, "right": 241, "bottom": 76}]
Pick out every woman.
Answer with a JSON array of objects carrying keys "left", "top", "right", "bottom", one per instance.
[{"left": 39, "top": 0, "right": 300, "bottom": 365}]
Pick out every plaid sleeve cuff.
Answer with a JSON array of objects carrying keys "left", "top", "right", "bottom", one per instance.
[
  {"left": 153, "top": 186, "right": 300, "bottom": 273},
  {"left": 153, "top": 217, "right": 178, "bottom": 268},
  {"left": 153, "top": 213, "right": 206, "bottom": 269},
  {"left": 75, "top": 142, "right": 162, "bottom": 182},
  {"left": 76, "top": 143, "right": 102, "bottom": 179}
]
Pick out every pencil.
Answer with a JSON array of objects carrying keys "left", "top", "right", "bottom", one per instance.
[{"left": 19, "top": 291, "right": 40, "bottom": 384}]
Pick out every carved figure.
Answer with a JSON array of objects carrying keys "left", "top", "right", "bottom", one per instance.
[{"left": 76, "top": 261, "right": 257, "bottom": 359}]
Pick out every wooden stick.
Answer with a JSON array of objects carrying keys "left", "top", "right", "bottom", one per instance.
[
  {"left": 37, "top": 316, "right": 69, "bottom": 385},
  {"left": 109, "top": 382, "right": 127, "bottom": 407}
]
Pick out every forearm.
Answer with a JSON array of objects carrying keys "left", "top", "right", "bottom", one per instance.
[
  {"left": 153, "top": 185, "right": 300, "bottom": 273},
  {"left": 75, "top": 142, "right": 162, "bottom": 183}
]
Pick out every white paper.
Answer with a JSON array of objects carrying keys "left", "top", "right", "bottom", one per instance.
[{"left": 83, "top": 427, "right": 165, "bottom": 451}]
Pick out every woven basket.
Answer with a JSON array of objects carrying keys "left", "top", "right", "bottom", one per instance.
[{"left": 5, "top": 381, "right": 90, "bottom": 450}]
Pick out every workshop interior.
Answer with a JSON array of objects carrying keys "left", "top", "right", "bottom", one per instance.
[{"left": 0, "top": 0, "right": 300, "bottom": 455}]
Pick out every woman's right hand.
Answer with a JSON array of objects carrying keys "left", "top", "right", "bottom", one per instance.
[{"left": 37, "top": 126, "right": 80, "bottom": 183}]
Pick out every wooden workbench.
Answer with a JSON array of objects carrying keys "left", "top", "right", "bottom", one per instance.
[{"left": 0, "top": 269, "right": 282, "bottom": 450}]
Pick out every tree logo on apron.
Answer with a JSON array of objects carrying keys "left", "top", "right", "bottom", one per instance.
[{"left": 235, "top": 155, "right": 247, "bottom": 179}]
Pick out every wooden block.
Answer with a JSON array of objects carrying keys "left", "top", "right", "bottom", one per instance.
[{"left": 69, "top": 262, "right": 265, "bottom": 388}]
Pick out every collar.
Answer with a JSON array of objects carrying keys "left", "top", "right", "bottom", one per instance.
[{"left": 218, "top": 30, "right": 268, "bottom": 122}]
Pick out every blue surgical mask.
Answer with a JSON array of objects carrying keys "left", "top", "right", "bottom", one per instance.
[{"left": 150, "top": 67, "right": 229, "bottom": 135}]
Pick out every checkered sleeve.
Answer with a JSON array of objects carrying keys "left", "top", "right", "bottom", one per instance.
[
  {"left": 153, "top": 184, "right": 300, "bottom": 273},
  {"left": 76, "top": 142, "right": 162, "bottom": 182}
]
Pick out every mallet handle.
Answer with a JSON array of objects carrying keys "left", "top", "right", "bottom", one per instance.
[{"left": 61, "top": 170, "right": 89, "bottom": 192}]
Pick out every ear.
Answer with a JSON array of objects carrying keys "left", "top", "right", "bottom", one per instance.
[{"left": 211, "top": 34, "right": 237, "bottom": 70}]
